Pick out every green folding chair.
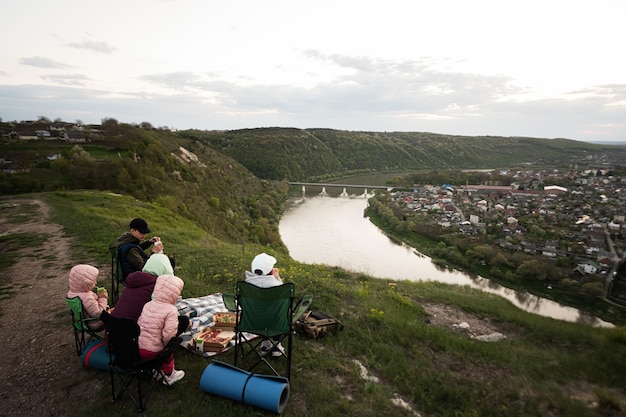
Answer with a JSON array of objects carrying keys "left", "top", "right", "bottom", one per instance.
[
  {"left": 292, "top": 294, "right": 313, "bottom": 323},
  {"left": 224, "top": 291, "right": 311, "bottom": 320},
  {"left": 222, "top": 293, "right": 236, "bottom": 312},
  {"left": 66, "top": 296, "right": 103, "bottom": 356},
  {"left": 233, "top": 281, "right": 312, "bottom": 380}
]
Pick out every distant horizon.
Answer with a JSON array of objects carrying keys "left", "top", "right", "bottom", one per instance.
[
  {"left": 2, "top": 1, "right": 625, "bottom": 144},
  {"left": 4, "top": 116, "right": 626, "bottom": 147}
]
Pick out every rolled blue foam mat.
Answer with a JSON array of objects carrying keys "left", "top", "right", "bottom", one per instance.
[
  {"left": 200, "top": 361, "right": 290, "bottom": 414},
  {"left": 199, "top": 361, "right": 250, "bottom": 402},
  {"left": 243, "top": 373, "right": 290, "bottom": 414}
]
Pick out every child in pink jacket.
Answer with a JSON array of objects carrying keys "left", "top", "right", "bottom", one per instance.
[
  {"left": 67, "top": 264, "right": 109, "bottom": 330},
  {"left": 137, "top": 274, "right": 185, "bottom": 385}
]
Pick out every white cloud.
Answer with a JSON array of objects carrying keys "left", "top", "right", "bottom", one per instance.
[
  {"left": 41, "top": 73, "right": 91, "bottom": 86},
  {"left": 1, "top": 0, "right": 625, "bottom": 142},
  {"left": 19, "top": 56, "right": 71, "bottom": 69},
  {"left": 66, "top": 41, "right": 116, "bottom": 54}
]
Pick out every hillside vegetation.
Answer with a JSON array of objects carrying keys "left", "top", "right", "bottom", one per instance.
[
  {"left": 1, "top": 120, "right": 288, "bottom": 247},
  {"left": 4, "top": 121, "right": 626, "bottom": 209},
  {"left": 180, "top": 127, "right": 626, "bottom": 181}
]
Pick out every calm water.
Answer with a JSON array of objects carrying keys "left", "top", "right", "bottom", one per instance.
[{"left": 279, "top": 192, "right": 613, "bottom": 328}]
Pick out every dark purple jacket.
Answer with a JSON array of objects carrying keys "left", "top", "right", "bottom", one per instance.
[{"left": 111, "top": 271, "right": 157, "bottom": 321}]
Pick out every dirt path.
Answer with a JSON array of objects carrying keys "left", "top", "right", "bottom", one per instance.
[{"left": 0, "top": 198, "right": 106, "bottom": 417}]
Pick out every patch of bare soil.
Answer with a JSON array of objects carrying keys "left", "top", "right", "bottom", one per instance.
[
  {"left": 0, "top": 198, "right": 108, "bottom": 417},
  {"left": 421, "top": 301, "right": 503, "bottom": 338}
]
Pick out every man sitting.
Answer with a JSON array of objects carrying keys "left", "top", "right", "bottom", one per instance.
[{"left": 116, "top": 218, "right": 164, "bottom": 278}]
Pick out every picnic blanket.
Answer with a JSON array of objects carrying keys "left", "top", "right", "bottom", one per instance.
[{"left": 176, "top": 293, "right": 256, "bottom": 358}]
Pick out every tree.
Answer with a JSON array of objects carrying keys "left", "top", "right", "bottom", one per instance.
[
  {"left": 466, "top": 244, "right": 494, "bottom": 264},
  {"left": 492, "top": 253, "right": 510, "bottom": 268},
  {"left": 581, "top": 282, "right": 604, "bottom": 297},
  {"left": 516, "top": 260, "right": 548, "bottom": 281},
  {"left": 101, "top": 118, "right": 119, "bottom": 135}
]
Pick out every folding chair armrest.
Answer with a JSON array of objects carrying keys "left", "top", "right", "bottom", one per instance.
[
  {"left": 222, "top": 293, "right": 236, "bottom": 312},
  {"left": 292, "top": 294, "right": 314, "bottom": 323},
  {"left": 83, "top": 316, "right": 101, "bottom": 324},
  {"left": 166, "top": 336, "right": 183, "bottom": 348}
]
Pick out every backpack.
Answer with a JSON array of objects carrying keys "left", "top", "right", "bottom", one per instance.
[{"left": 295, "top": 310, "right": 343, "bottom": 339}]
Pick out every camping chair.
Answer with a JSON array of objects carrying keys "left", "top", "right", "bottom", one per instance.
[
  {"left": 222, "top": 293, "right": 236, "bottom": 311},
  {"left": 100, "top": 310, "right": 181, "bottom": 412},
  {"left": 109, "top": 242, "right": 124, "bottom": 305},
  {"left": 223, "top": 291, "right": 311, "bottom": 318},
  {"left": 233, "top": 281, "right": 313, "bottom": 380},
  {"left": 66, "top": 296, "right": 103, "bottom": 356}
]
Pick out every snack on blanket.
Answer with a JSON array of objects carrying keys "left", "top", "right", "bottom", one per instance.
[
  {"left": 195, "top": 327, "right": 235, "bottom": 348},
  {"left": 213, "top": 312, "right": 237, "bottom": 327}
]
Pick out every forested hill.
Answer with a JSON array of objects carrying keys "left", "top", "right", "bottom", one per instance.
[
  {"left": 180, "top": 127, "right": 626, "bottom": 181},
  {"left": 0, "top": 120, "right": 288, "bottom": 248},
  {"left": 2, "top": 120, "right": 626, "bottom": 245}
]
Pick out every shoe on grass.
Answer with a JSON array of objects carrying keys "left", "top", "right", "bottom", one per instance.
[
  {"left": 163, "top": 369, "right": 185, "bottom": 386},
  {"left": 271, "top": 342, "right": 285, "bottom": 357},
  {"left": 260, "top": 340, "right": 273, "bottom": 357}
]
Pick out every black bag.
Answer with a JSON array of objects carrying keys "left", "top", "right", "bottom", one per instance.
[{"left": 295, "top": 310, "right": 343, "bottom": 339}]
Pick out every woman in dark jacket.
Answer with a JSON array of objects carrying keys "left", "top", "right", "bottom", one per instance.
[{"left": 111, "top": 253, "right": 173, "bottom": 321}]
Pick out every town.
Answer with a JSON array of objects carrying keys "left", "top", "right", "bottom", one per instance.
[{"left": 372, "top": 167, "right": 626, "bottom": 308}]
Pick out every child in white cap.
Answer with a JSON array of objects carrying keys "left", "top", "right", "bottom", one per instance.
[
  {"left": 244, "top": 253, "right": 285, "bottom": 356},
  {"left": 245, "top": 252, "right": 283, "bottom": 288}
]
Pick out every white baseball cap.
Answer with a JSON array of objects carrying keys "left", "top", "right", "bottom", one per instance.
[{"left": 251, "top": 253, "right": 277, "bottom": 275}]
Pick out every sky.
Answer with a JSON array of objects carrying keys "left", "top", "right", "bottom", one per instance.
[{"left": 1, "top": 0, "right": 625, "bottom": 143}]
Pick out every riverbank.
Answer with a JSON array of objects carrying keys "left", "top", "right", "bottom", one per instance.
[{"left": 365, "top": 206, "right": 626, "bottom": 326}]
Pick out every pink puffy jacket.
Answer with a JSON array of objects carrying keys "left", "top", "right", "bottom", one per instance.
[
  {"left": 137, "top": 274, "right": 184, "bottom": 353},
  {"left": 67, "top": 264, "right": 108, "bottom": 330}
]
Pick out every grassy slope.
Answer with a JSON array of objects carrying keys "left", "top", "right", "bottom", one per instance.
[
  {"left": 0, "top": 125, "right": 289, "bottom": 249},
  {"left": 41, "top": 190, "right": 626, "bottom": 417}
]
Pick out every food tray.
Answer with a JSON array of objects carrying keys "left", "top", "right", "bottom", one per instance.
[
  {"left": 190, "top": 327, "right": 235, "bottom": 351},
  {"left": 213, "top": 312, "right": 238, "bottom": 327}
]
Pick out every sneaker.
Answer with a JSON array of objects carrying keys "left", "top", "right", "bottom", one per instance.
[
  {"left": 260, "top": 340, "right": 273, "bottom": 357},
  {"left": 162, "top": 369, "right": 185, "bottom": 386},
  {"left": 271, "top": 343, "right": 285, "bottom": 357}
]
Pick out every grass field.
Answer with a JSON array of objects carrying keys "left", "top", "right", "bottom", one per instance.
[{"left": 8, "top": 190, "right": 626, "bottom": 416}]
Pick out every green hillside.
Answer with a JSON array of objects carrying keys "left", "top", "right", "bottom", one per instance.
[
  {"left": 1, "top": 121, "right": 288, "bottom": 247},
  {"left": 5, "top": 122, "right": 625, "bottom": 197},
  {"left": 180, "top": 127, "right": 626, "bottom": 180}
]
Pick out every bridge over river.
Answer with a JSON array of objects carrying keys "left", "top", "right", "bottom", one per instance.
[{"left": 289, "top": 182, "right": 391, "bottom": 197}]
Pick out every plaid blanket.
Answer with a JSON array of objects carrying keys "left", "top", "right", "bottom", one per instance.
[
  {"left": 176, "top": 293, "right": 233, "bottom": 358},
  {"left": 176, "top": 293, "right": 256, "bottom": 358}
]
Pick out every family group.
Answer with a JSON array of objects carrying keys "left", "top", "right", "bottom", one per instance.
[{"left": 67, "top": 217, "right": 286, "bottom": 385}]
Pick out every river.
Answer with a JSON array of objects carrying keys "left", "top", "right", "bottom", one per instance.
[{"left": 279, "top": 183, "right": 613, "bottom": 328}]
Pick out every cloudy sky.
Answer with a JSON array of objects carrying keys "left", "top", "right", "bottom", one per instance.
[{"left": 1, "top": 0, "right": 625, "bottom": 142}]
